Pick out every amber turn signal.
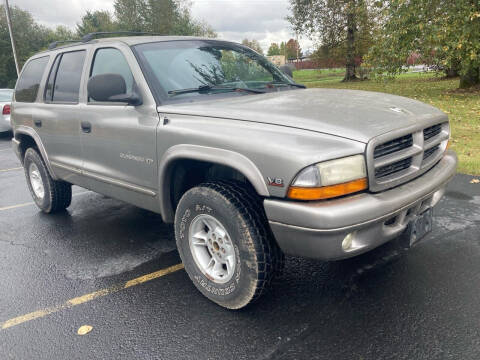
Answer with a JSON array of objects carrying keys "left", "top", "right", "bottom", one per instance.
[{"left": 287, "top": 178, "right": 368, "bottom": 200}]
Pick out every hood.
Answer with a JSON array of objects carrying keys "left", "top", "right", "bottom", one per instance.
[{"left": 158, "top": 88, "right": 447, "bottom": 143}]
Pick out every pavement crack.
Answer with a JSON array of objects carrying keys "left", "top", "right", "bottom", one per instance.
[{"left": 259, "top": 323, "right": 310, "bottom": 360}]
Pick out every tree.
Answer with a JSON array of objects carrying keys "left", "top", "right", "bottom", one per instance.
[
  {"left": 267, "top": 42, "right": 281, "bottom": 56},
  {"left": 0, "top": 2, "right": 216, "bottom": 88},
  {"left": 241, "top": 39, "right": 264, "bottom": 55},
  {"left": 76, "top": 10, "right": 117, "bottom": 36},
  {"left": 0, "top": 5, "right": 52, "bottom": 87},
  {"left": 114, "top": 0, "right": 147, "bottom": 32},
  {"left": 288, "top": 0, "right": 375, "bottom": 81},
  {"left": 113, "top": 0, "right": 216, "bottom": 37},
  {"left": 286, "top": 38, "right": 302, "bottom": 59},
  {"left": 367, "top": 0, "right": 480, "bottom": 88}
]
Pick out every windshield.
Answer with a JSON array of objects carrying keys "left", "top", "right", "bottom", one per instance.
[
  {"left": 0, "top": 89, "right": 13, "bottom": 102},
  {"left": 133, "top": 40, "right": 297, "bottom": 101}
]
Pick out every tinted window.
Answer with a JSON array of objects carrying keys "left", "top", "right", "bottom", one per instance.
[
  {"left": 90, "top": 48, "right": 134, "bottom": 100},
  {"left": 15, "top": 56, "right": 49, "bottom": 102},
  {"left": 44, "top": 55, "right": 61, "bottom": 102},
  {"left": 52, "top": 51, "right": 86, "bottom": 103}
]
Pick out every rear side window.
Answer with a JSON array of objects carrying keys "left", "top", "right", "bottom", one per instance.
[
  {"left": 46, "top": 50, "right": 86, "bottom": 103},
  {"left": 90, "top": 48, "right": 134, "bottom": 100},
  {"left": 44, "top": 55, "right": 61, "bottom": 101},
  {"left": 15, "top": 56, "right": 49, "bottom": 103}
]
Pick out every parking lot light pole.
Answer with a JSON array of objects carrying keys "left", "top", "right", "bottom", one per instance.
[{"left": 4, "top": 0, "right": 20, "bottom": 76}]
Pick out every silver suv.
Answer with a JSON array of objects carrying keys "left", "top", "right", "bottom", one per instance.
[{"left": 11, "top": 34, "right": 457, "bottom": 309}]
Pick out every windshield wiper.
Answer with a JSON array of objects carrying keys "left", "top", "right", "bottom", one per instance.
[
  {"left": 268, "top": 82, "right": 306, "bottom": 89},
  {"left": 168, "top": 84, "right": 266, "bottom": 96}
]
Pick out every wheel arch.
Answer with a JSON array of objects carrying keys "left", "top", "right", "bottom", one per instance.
[
  {"left": 159, "top": 145, "right": 269, "bottom": 223},
  {"left": 14, "top": 126, "right": 58, "bottom": 179}
]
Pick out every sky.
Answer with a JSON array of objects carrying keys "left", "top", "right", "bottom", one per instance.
[{"left": 8, "top": 0, "right": 314, "bottom": 53}]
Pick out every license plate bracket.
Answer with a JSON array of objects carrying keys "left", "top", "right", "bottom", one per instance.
[{"left": 404, "top": 208, "right": 433, "bottom": 247}]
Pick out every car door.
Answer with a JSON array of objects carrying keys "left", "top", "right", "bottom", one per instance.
[
  {"left": 34, "top": 49, "right": 89, "bottom": 186},
  {"left": 80, "top": 45, "right": 160, "bottom": 212}
]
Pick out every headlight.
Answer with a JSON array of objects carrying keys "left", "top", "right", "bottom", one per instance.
[{"left": 287, "top": 155, "right": 368, "bottom": 200}]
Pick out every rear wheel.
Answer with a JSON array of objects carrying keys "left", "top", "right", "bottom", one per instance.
[
  {"left": 24, "top": 148, "right": 72, "bottom": 213},
  {"left": 175, "top": 181, "right": 283, "bottom": 309}
]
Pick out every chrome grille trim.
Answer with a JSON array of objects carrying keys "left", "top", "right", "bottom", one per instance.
[{"left": 366, "top": 119, "right": 450, "bottom": 192}]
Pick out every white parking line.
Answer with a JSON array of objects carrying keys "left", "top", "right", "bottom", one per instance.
[
  {"left": 0, "top": 148, "right": 12, "bottom": 152},
  {"left": 0, "top": 191, "right": 91, "bottom": 211}
]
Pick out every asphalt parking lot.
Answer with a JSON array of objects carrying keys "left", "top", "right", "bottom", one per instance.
[{"left": 0, "top": 132, "right": 479, "bottom": 360}]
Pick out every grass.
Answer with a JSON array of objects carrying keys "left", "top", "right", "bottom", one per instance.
[{"left": 293, "top": 70, "right": 480, "bottom": 175}]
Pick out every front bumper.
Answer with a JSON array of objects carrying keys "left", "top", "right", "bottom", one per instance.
[{"left": 264, "top": 151, "right": 457, "bottom": 261}]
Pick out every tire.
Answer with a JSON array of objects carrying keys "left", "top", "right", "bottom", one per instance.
[
  {"left": 175, "top": 180, "right": 284, "bottom": 309},
  {"left": 23, "top": 147, "right": 72, "bottom": 213}
]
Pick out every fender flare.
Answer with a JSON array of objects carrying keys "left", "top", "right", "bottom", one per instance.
[
  {"left": 14, "top": 125, "right": 58, "bottom": 180},
  {"left": 158, "top": 144, "right": 269, "bottom": 222}
]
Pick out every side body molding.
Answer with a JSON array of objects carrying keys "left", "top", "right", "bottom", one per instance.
[
  {"left": 159, "top": 144, "right": 269, "bottom": 222},
  {"left": 14, "top": 125, "right": 58, "bottom": 180}
]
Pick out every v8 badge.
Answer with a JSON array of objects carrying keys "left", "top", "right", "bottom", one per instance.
[{"left": 267, "top": 177, "right": 284, "bottom": 187}]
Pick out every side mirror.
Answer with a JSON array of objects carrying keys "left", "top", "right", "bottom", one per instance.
[
  {"left": 279, "top": 65, "right": 293, "bottom": 78},
  {"left": 87, "top": 73, "right": 142, "bottom": 106}
]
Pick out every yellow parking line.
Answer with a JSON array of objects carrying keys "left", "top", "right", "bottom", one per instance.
[
  {"left": 0, "top": 191, "right": 91, "bottom": 211},
  {"left": 0, "top": 263, "right": 184, "bottom": 330},
  {"left": 0, "top": 167, "right": 22, "bottom": 172}
]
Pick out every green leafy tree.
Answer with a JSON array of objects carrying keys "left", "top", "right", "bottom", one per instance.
[
  {"left": 267, "top": 42, "right": 281, "bottom": 56},
  {"left": 114, "top": 0, "right": 147, "bottom": 32},
  {"left": 0, "top": 5, "right": 52, "bottom": 87},
  {"left": 288, "top": 0, "right": 376, "bottom": 81},
  {"left": 241, "top": 39, "right": 264, "bottom": 55},
  {"left": 114, "top": 0, "right": 216, "bottom": 37},
  {"left": 49, "top": 26, "right": 76, "bottom": 42},
  {"left": 76, "top": 10, "right": 118, "bottom": 36},
  {"left": 367, "top": 0, "right": 480, "bottom": 88}
]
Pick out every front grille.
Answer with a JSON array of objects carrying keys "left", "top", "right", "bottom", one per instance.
[
  {"left": 423, "top": 124, "right": 442, "bottom": 141},
  {"left": 373, "top": 134, "right": 413, "bottom": 159},
  {"left": 423, "top": 145, "right": 439, "bottom": 160},
  {"left": 375, "top": 157, "right": 412, "bottom": 179},
  {"left": 368, "top": 121, "right": 449, "bottom": 192}
]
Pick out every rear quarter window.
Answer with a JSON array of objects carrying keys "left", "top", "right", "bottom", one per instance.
[{"left": 15, "top": 56, "right": 49, "bottom": 103}]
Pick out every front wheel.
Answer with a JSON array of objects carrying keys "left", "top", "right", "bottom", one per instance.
[
  {"left": 24, "top": 148, "right": 72, "bottom": 213},
  {"left": 175, "top": 181, "right": 283, "bottom": 309}
]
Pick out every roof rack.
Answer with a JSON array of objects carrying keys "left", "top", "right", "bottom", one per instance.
[
  {"left": 81, "top": 31, "right": 162, "bottom": 42},
  {"left": 47, "top": 40, "right": 81, "bottom": 50},
  {"left": 47, "top": 32, "right": 164, "bottom": 51}
]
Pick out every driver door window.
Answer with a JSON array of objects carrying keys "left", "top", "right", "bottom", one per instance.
[{"left": 89, "top": 48, "right": 134, "bottom": 102}]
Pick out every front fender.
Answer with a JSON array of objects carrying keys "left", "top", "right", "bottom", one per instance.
[{"left": 158, "top": 144, "right": 269, "bottom": 222}]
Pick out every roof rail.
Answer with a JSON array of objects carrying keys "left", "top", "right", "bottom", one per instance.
[
  {"left": 48, "top": 40, "right": 81, "bottom": 50},
  {"left": 81, "top": 31, "right": 163, "bottom": 42}
]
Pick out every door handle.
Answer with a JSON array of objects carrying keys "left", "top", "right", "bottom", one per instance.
[
  {"left": 81, "top": 120, "right": 91, "bottom": 133},
  {"left": 34, "top": 119, "right": 42, "bottom": 127}
]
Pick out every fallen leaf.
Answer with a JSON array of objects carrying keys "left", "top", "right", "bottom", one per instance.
[
  {"left": 77, "top": 325, "right": 93, "bottom": 335},
  {"left": 470, "top": 179, "right": 480, "bottom": 184}
]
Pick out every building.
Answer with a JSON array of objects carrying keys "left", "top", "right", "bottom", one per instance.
[{"left": 266, "top": 55, "right": 286, "bottom": 67}]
